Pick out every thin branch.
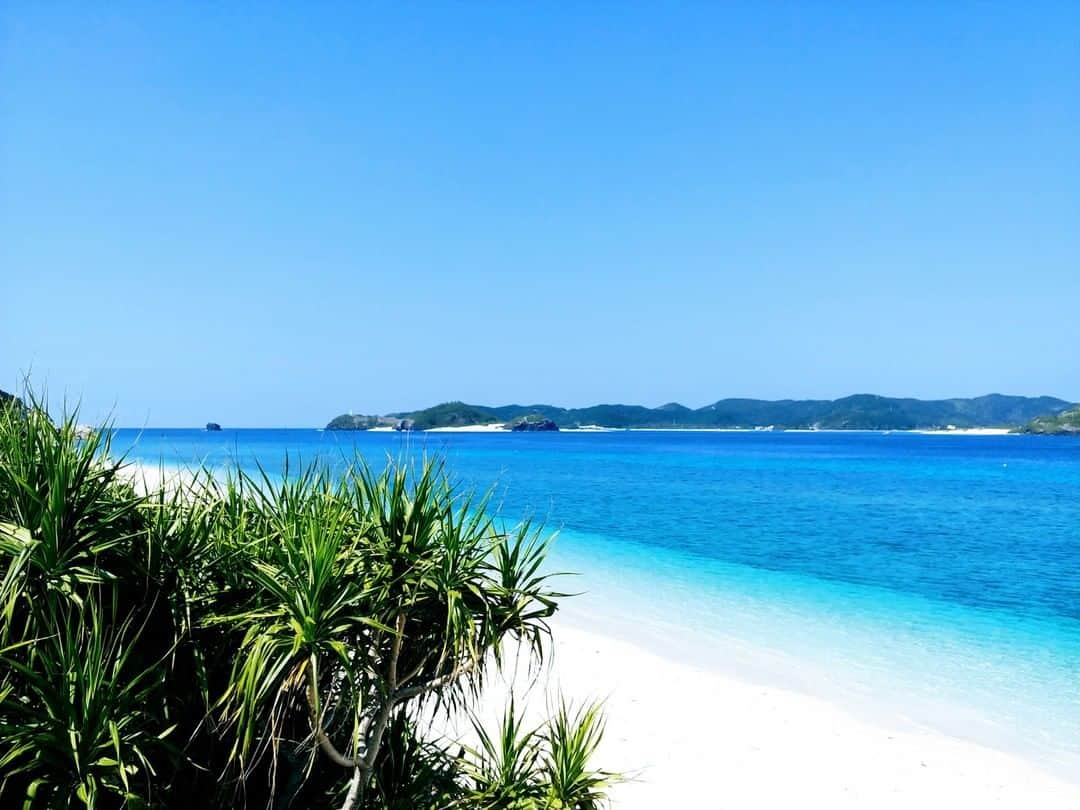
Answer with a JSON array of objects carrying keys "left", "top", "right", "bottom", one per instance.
[
  {"left": 353, "top": 613, "right": 408, "bottom": 774},
  {"left": 340, "top": 766, "right": 363, "bottom": 810},
  {"left": 359, "top": 696, "right": 396, "bottom": 772},
  {"left": 389, "top": 614, "right": 405, "bottom": 688},
  {"left": 306, "top": 657, "right": 365, "bottom": 770},
  {"left": 397, "top": 649, "right": 434, "bottom": 687},
  {"left": 393, "top": 657, "right": 478, "bottom": 701},
  {"left": 308, "top": 615, "right": 409, "bottom": 776}
]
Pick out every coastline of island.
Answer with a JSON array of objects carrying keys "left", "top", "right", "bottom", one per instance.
[
  {"left": 324, "top": 394, "right": 1075, "bottom": 434},
  {"left": 361, "top": 424, "right": 1019, "bottom": 435}
]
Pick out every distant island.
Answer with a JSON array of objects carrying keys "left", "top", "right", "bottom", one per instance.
[
  {"left": 205, "top": 422, "right": 222, "bottom": 432},
  {"left": 325, "top": 394, "right": 1076, "bottom": 432},
  {"left": 1019, "top": 406, "right": 1080, "bottom": 435}
]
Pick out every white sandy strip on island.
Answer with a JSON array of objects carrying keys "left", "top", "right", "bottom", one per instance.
[
  {"left": 366, "top": 424, "right": 509, "bottom": 432},
  {"left": 443, "top": 622, "right": 1079, "bottom": 810},
  {"left": 377, "top": 424, "right": 621, "bottom": 432},
  {"left": 424, "top": 423, "right": 508, "bottom": 432},
  {"left": 913, "top": 427, "right": 1015, "bottom": 435},
  {"left": 371, "top": 424, "right": 621, "bottom": 432},
  {"left": 422, "top": 424, "right": 618, "bottom": 432}
]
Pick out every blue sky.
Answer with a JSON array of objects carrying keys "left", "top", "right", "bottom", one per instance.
[{"left": 2, "top": 3, "right": 1078, "bottom": 426}]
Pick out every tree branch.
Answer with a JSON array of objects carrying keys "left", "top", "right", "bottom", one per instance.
[
  {"left": 306, "top": 658, "right": 365, "bottom": 770},
  {"left": 313, "top": 614, "right": 415, "bottom": 807},
  {"left": 389, "top": 614, "right": 405, "bottom": 688},
  {"left": 353, "top": 613, "right": 407, "bottom": 774},
  {"left": 393, "top": 657, "right": 478, "bottom": 701},
  {"left": 340, "top": 766, "right": 363, "bottom": 810},
  {"left": 397, "top": 650, "right": 434, "bottom": 687}
]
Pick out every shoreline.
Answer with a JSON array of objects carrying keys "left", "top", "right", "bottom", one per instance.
[
  {"left": 461, "top": 619, "right": 1080, "bottom": 808},
  {"left": 118, "top": 460, "right": 1079, "bottom": 805}
]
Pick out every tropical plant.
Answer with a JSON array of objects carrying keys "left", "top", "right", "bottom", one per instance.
[
  {"left": 458, "top": 698, "right": 616, "bottom": 810},
  {"left": 460, "top": 699, "right": 544, "bottom": 808},
  {"left": 0, "top": 390, "right": 617, "bottom": 808},
  {"left": 0, "top": 602, "right": 175, "bottom": 808},
  {"left": 541, "top": 700, "right": 615, "bottom": 809}
]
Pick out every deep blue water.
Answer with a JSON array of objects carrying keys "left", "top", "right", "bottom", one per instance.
[{"left": 113, "top": 428, "right": 1080, "bottom": 774}]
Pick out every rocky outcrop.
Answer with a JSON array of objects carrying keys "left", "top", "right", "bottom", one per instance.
[
  {"left": 1020, "top": 406, "right": 1080, "bottom": 435},
  {"left": 206, "top": 422, "right": 222, "bottom": 432},
  {"left": 506, "top": 417, "right": 559, "bottom": 432},
  {"left": 326, "top": 414, "right": 380, "bottom": 430}
]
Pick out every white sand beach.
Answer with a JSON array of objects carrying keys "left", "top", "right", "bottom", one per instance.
[
  {"left": 123, "top": 461, "right": 197, "bottom": 494},
  {"left": 124, "top": 462, "right": 1079, "bottom": 807},
  {"left": 913, "top": 428, "right": 1015, "bottom": 436},
  {"left": 121, "top": 462, "right": 1077, "bottom": 807},
  {"left": 458, "top": 621, "right": 1080, "bottom": 809},
  {"left": 424, "top": 423, "right": 507, "bottom": 432}
]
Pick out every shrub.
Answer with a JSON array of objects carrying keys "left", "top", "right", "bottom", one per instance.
[{"left": 0, "top": 394, "right": 614, "bottom": 809}]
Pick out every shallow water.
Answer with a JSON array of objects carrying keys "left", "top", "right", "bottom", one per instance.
[{"left": 113, "top": 428, "right": 1080, "bottom": 777}]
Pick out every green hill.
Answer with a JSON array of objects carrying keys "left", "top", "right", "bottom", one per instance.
[
  {"left": 325, "top": 413, "right": 383, "bottom": 430},
  {"left": 390, "top": 401, "right": 501, "bottom": 430},
  {"left": 328, "top": 394, "right": 1074, "bottom": 431},
  {"left": 0, "top": 389, "right": 24, "bottom": 413},
  {"left": 1020, "top": 406, "right": 1080, "bottom": 435}
]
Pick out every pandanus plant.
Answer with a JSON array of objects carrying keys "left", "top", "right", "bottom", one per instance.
[
  {"left": 213, "top": 457, "right": 569, "bottom": 807},
  {"left": 0, "top": 389, "right": 616, "bottom": 809},
  {"left": 0, "top": 396, "right": 184, "bottom": 807}
]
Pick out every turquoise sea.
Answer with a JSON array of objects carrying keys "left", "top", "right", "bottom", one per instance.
[{"left": 114, "top": 428, "right": 1080, "bottom": 779}]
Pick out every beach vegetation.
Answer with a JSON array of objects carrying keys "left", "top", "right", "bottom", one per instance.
[{"left": 0, "top": 394, "right": 615, "bottom": 809}]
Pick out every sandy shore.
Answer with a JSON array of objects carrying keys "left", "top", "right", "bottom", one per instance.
[
  {"left": 120, "top": 464, "right": 1074, "bottom": 806},
  {"left": 913, "top": 427, "right": 1015, "bottom": 435},
  {"left": 451, "top": 621, "right": 1079, "bottom": 809},
  {"left": 377, "top": 424, "right": 619, "bottom": 433},
  {"left": 346, "top": 425, "right": 1021, "bottom": 435},
  {"left": 424, "top": 423, "right": 507, "bottom": 432},
  {"left": 121, "top": 461, "right": 198, "bottom": 494}
]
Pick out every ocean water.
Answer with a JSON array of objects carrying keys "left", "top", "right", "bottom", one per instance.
[{"left": 113, "top": 428, "right": 1080, "bottom": 777}]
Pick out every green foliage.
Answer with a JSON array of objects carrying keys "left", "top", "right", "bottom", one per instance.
[
  {"left": 326, "top": 414, "right": 383, "bottom": 431},
  {"left": 541, "top": 701, "right": 615, "bottom": 809},
  {"left": 462, "top": 699, "right": 544, "bottom": 808},
  {"left": 390, "top": 402, "right": 501, "bottom": 430},
  {"left": 359, "top": 712, "right": 461, "bottom": 810},
  {"left": 0, "top": 391, "right": 614, "bottom": 809},
  {"left": 0, "top": 403, "right": 142, "bottom": 609},
  {"left": 1020, "top": 405, "right": 1080, "bottom": 434},
  {"left": 459, "top": 699, "right": 617, "bottom": 809},
  {"left": 504, "top": 416, "right": 559, "bottom": 432},
  {"left": 0, "top": 389, "right": 24, "bottom": 414},
  {"left": 0, "top": 603, "right": 174, "bottom": 809}
]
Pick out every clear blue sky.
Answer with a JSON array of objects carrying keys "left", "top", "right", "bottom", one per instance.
[{"left": 2, "top": 3, "right": 1078, "bottom": 426}]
